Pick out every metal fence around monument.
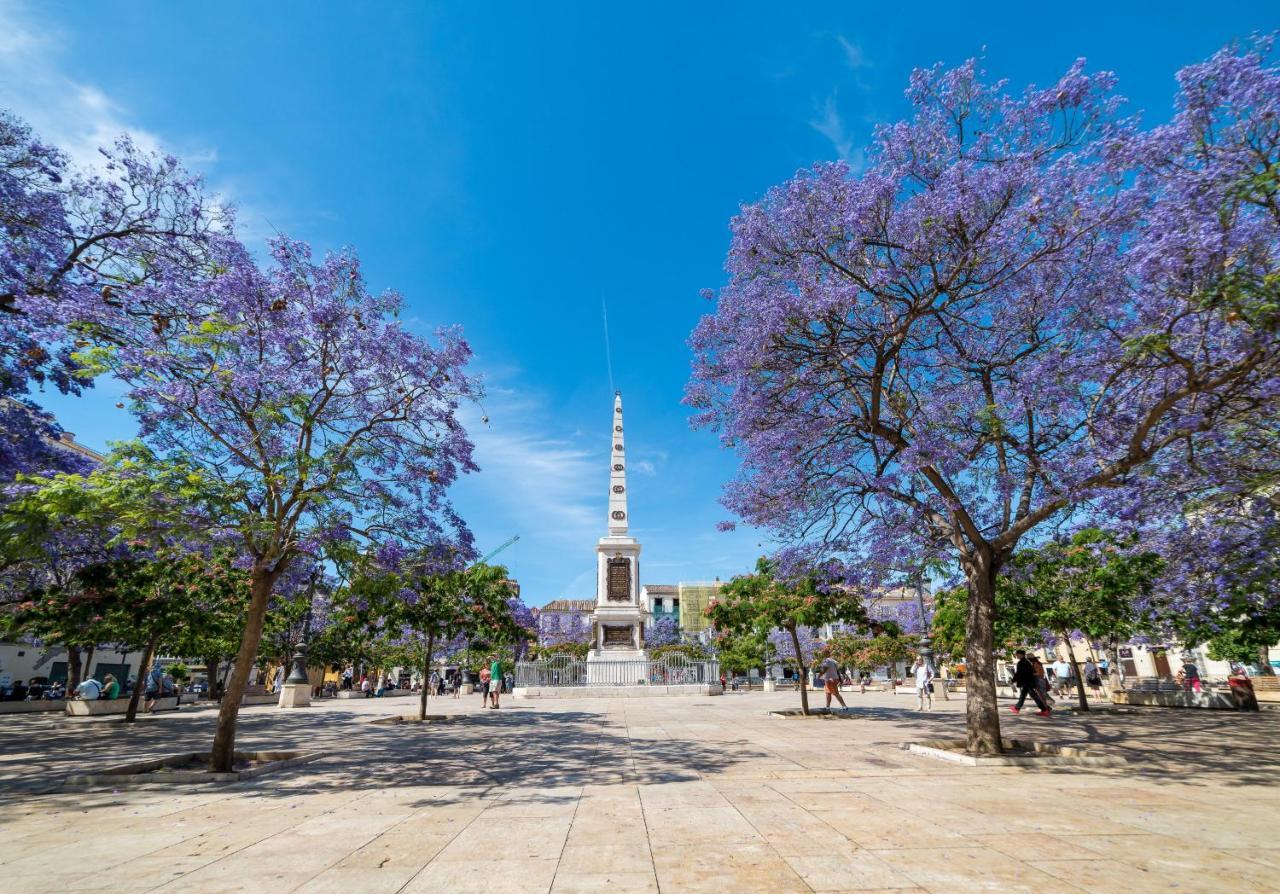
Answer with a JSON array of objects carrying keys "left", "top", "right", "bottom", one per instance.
[{"left": 515, "top": 653, "right": 720, "bottom": 688}]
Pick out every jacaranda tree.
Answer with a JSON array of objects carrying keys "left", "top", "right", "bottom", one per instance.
[
  {"left": 688, "top": 41, "right": 1280, "bottom": 752},
  {"left": 72, "top": 235, "right": 479, "bottom": 770},
  {"left": 0, "top": 111, "right": 220, "bottom": 481}
]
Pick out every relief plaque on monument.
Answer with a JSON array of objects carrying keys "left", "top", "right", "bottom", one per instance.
[
  {"left": 606, "top": 556, "right": 631, "bottom": 601},
  {"left": 602, "top": 625, "right": 633, "bottom": 648}
]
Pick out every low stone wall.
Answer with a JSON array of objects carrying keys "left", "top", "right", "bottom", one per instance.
[
  {"left": 1112, "top": 689, "right": 1238, "bottom": 709},
  {"left": 514, "top": 683, "right": 723, "bottom": 699},
  {"left": 336, "top": 688, "right": 414, "bottom": 699},
  {"left": 0, "top": 700, "right": 65, "bottom": 714},
  {"left": 66, "top": 696, "right": 179, "bottom": 716}
]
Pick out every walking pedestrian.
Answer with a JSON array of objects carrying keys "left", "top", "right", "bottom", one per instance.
[
  {"left": 912, "top": 657, "right": 934, "bottom": 710},
  {"left": 937, "top": 663, "right": 950, "bottom": 701},
  {"left": 818, "top": 657, "right": 846, "bottom": 709},
  {"left": 144, "top": 663, "right": 166, "bottom": 712},
  {"left": 478, "top": 665, "right": 491, "bottom": 706},
  {"left": 1083, "top": 658, "right": 1103, "bottom": 699},
  {"left": 1009, "top": 649, "right": 1051, "bottom": 716},
  {"left": 1030, "top": 656, "right": 1053, "bottom": 706},
  {"left": 488, "top": 655, "right": 503, "bottom": 709}
]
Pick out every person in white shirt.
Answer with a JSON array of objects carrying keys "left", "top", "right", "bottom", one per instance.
[
  {"left": 1051, "top": 658, "right": 1073, "bottom": 697},
  {"left": 75, "top": 677, "right": 103, "bottom": 700},
  {"left": 913, "top": 657, "right": 934, "bottom": 711}
]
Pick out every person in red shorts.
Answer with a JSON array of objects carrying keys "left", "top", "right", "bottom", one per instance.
[{"left": 818, "top": 656, "right": 846, "bottom": 709}]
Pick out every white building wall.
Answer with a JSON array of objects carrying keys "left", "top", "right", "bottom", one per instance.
[{"left": 0, "top": 641, "right": 150, "bottom": 686}]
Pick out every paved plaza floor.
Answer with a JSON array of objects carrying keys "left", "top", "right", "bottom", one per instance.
[{"left": 0, "top": 688, "right": 1276, "bottom": 893}]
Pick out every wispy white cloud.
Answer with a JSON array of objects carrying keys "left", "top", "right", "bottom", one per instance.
[
  {"left": 0, "top": 3, "right": 287, "bottom": 246},
  {"left": 836, "top": 35, "right": 870, "bottom": 71},
  {"left": 810, "top": 93, "right": 855, "bottom": 162},
  {"left": 464, "top": 397, "right": 598, "bottom": 539},
  {"left": 0, "top": 7, "right": 198, "bottom": 170},
  {"left": 452, "top": 374, "right": 605, "bottom": 600}
]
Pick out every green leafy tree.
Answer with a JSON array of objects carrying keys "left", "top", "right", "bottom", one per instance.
[
  {"left": 713, "top": 629, "right": 767, "bottom": 677},
  {"left": 1205, "top": 609, "right": 1280, "bottom": 671},
  {"left": 0, "top": 445, "right": 233, "bottom": 705},
  {"left": 999, "top": 529, "right": 1164, "bottom": 710},
  {"left": 709, "top": 558, "right": 867, "bottom": 714},
  {"left": 857, "top": 630, "right": 918, "bottom": 684}
]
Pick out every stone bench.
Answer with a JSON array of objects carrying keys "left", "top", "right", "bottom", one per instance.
[
  {"left": 1111, "top": 689, "right": 1237, "bottom": 709},
  {"left": 66, "top": 696, "right": 179, "bottom": 716}
]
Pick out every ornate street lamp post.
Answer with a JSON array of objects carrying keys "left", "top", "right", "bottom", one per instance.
[
  {"left": 914, "top": 574, "right": 935, "bottom": 675},
  {"left": 285, "top": 637, "right": 309, "bottom": 685}
]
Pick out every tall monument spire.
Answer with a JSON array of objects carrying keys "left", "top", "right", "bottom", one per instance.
[
  {"left": 589, "top": 389, "right": 645, "bottom": 671},
  {"left": 607, "top": 390, "right": 628, "bottom": 536}
]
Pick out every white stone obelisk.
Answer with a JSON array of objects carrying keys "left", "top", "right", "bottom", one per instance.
[{"left": 587, "top": 391, "right": 648, "bottom": 679}]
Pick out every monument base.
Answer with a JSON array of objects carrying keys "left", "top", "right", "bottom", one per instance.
[
  {"left": 277, "top": 682, "right": 311, "bottom": 708},
  {"left": 586, "top": 650, "right": 647, "bottom": 685}
]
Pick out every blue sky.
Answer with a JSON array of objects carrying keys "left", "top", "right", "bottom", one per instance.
[{"left": 3, "top": 2, "right": 1277, "bottom": 605}]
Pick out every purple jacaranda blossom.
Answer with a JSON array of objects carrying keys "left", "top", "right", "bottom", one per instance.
[
  {"left": 648, "top": 615, "right": 681, "bottom": 647},
  {"left": 537, "top": 611, "right": 591, "bottom": 648},
  {"left": 687, "top": 41, "right": 1280, "bottom": 752},
  {"left": 1, "top": 112, "right": 222, "bottom": 481},
  {"left": 56, "top": 224, "right": 480, "bottom": 767}
]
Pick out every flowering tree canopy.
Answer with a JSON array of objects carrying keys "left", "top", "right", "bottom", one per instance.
[
  {"left": 1, "top": 112, "right": 220, "bottom": 480},
  {"left": 648, "top": 615, "right": 682, "bottom": 647},
  {"left": 347, "top": 558, "right": 520, "bottom": 720},
  {"left": 688, "top": 41, "right": 1280, "bottom": 751},
  {"left": 64, "top": 233, "right": 480, "bottom": 769},
  {"left": 538, "top": 611, "right": 592, "bottom": 649}
]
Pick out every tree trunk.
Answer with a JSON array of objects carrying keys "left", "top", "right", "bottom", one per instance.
[
  {"left": 1258, "top": 645, "right": 1275, "bottom": 676},
  {"left": 82, "top": 645, "right": 95, "bottom": 687},
  {"left": 125, "top": 636, "right": 159, "bottom": 723},
  {"left": 210, "top": 565, "right": 279, "bottom": 772},
  {"left": 788, "top": 626, "right": 810, "bottom": 715},
  {"left": 217, "top": 660, "right": 232, "bottom": 699},
  {"left": 1062, "top": 632, "right": 1089, "bottom": 712},
  {"left": 205, "top": 657, "right": 219, "bottom": 699},
  {"left": 963, "top": 556, "right": 1003, "bottom": 754},
  {"left": 67, "top": 646, "right": 83, "bottom": 692},
  {"left": 418, "top": 630, "right": 435, "bottom": 721},
  {"left": 1106, "top": 636, "right": 1124, "bottom": 692}
]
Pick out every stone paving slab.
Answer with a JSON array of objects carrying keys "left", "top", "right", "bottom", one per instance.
[{"left": 0, "top": 690, "right": 1276, "bottom": 892}]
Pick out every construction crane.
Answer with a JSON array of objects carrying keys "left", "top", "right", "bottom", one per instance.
[{"left": 479, "top": 535, "right": 519, "bottom": 565}]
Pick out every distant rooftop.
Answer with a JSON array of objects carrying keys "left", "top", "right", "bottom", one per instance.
[
  {"left": 642, "top": 584, "right": 676, "bottom": 595},
  {"left": 539, "top": 599, "right": 594, "bottom": 613}
]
